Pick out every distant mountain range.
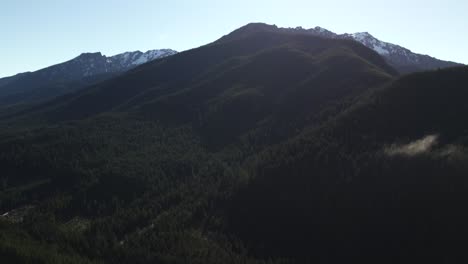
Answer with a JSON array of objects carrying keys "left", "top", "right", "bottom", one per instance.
[
  {"left": 218, "top": 23, "right": 462, "bottom": 73},
  {"left": 0, "top": 49, "right": 177, "bottom": 107}
]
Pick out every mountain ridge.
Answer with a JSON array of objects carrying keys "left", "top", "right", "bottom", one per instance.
[
  {"left": 218, "top": 23, "right": 462, "bottom": 73},
  {"left": 0, "top": 49, "right": 177, "bottom": 107}
]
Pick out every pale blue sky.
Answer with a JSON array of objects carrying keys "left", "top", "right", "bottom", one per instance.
[{"left": 1, "top": 0, "right": 467, "bottom": 78}]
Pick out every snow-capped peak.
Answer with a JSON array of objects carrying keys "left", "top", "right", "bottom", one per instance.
[
  {"left": 351, "top": 32, "right": 373, "bottom": 42},
  {"left": 57, "top": 49, "right": 178, "bottom": 79},
  {"left": 129, "top": 49, "right": 178, "bottom": 66},
  {"left": 348, "top": 32, "right": 392, "bottom": 55},
  {"left": 269, "top": 24, "right": 461, "bottom": 73},
  {"left": 109, "top": 49, "right": 177, "bottom": 67},
  {"left": 314, "top": 26, "right": 328, "bottom": 33}
]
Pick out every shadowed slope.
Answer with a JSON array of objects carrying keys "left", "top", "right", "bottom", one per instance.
[{"left": 228, "top": 66, "right": 468, "bottom": 263}]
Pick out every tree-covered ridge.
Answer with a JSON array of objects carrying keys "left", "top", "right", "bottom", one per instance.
[{"left": 0, "top": 115, "right": 261, "bottom": 263}]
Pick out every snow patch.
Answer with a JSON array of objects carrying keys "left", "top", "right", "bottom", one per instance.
[{"left": 373, "top": 44, "right": 390, "bottom": 55}]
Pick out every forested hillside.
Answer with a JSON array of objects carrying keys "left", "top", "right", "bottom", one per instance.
[
  {"left": 1, "top": 24, "right": 467, "bottom": 263},
  {"left": 228, "top": 67, "right": 468, "bottom": 263}
]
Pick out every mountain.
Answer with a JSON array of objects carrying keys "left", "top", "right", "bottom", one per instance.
[
  {"left": 0, "top": 49, "right": 177, "bottom": 107},
  {"left": 1, "top": 23, "right": 467, "bottom": 264},
  {"left": 219, "top": 23, "right": 461, "bottom": 73},
  {"left": 13, "top": 24, "right": 396, "bottom": 147},
  {"left": 0, "top": 23, "right": 399, "bottom": 263}
]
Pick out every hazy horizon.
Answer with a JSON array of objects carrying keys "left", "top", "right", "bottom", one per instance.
[{"left": 2, "top": 0, "right": 467, "bottom": 78}]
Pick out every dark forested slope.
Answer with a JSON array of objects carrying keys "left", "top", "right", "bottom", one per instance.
[
  {"left": 228, "top": 66, "right": 468, "bottom": 263},
  {"left": 2, "top": 24, "right": 466, "bottom": 264}
]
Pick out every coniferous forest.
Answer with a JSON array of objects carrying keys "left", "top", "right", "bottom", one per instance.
[{"left": 1, "top": 23, "right": 468, "bottom": 263}]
